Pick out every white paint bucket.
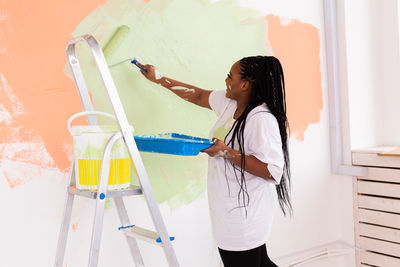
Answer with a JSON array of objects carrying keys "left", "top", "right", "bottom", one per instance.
[{"left": 67, "top": 111, "right": 137, "bottom": 190}]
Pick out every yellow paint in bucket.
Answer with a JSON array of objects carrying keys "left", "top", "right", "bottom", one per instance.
[
  {"left": 77, "top": 158, "right": 132, "bottom": 186},
  {"left": 68, "top": 111, "right": 138, "bottom": 190}
]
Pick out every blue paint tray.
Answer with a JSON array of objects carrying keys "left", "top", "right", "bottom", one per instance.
[{"left": 134, "top": 133, "right": 214, "bottom": 156}]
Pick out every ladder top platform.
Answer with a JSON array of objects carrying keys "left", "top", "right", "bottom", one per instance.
[{"left": 68, "top": 185, "right": 143, "bottom": 199}]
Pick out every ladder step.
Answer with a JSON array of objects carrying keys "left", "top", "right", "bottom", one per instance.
[
  {"left": 118, "top": 225, "right": 175, "bottom": 246},
  {"left": 68, "top": 185, "right": 142, "bottom": 199}
]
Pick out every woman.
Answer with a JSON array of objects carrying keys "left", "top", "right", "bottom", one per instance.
[{"left": 138, "top": 56, "right": 292, "bottom": 267}]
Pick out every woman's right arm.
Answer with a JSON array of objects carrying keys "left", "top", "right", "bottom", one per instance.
[{"left": 138, "top": 64, "right": 212, "bottom": 109}]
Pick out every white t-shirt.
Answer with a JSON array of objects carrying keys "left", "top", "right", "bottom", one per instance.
[{"left": 207, "top": 90, "right": 284, "bottom": 251}]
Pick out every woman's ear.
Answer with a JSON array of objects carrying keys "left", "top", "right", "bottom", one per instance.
[{"left": 241, "top": 80, "right": 251, "bottom": 92}]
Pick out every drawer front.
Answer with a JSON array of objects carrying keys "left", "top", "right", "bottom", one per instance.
[
  {"left": 358, "top": 195, "right": 400, "bottom": 214},
  {"left": 359, "top": 223, "right": 400, "bottom": 243},
  {"left": 352, "top": 152, "right": 400, "bottom": 168},
  {"left": 359, "top": 236, "right": 400, "bottom": 258},
  {"left": 357, "top": 180, "right": 400, "bottom": 198},
  {"left": 357, "top": 208, "right": 400, "bottom": 229},
  {"left": 357, "top": 167, "right": 400, "bottom": 183},
  {"left": 359, "top": 251, "right": 400, "bottom": 266}
]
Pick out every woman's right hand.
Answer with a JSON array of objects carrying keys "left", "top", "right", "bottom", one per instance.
[{"left": 137, "top": 63, "right": 161, "bottom": 83}]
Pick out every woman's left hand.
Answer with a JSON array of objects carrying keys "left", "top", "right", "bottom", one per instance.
[{"left": 201, "top": 138, "right": 231, "bottom": 158}]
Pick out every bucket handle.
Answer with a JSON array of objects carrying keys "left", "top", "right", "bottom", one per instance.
[{"left": 67, "top": 111, "right": 117, "bottom": 134}]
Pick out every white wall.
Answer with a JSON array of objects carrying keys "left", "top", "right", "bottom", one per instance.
[
  {"left": 345, "top": 0, "right": 400, "bottom": 149},
  {"left": 379, "top": 0, "right": 400, "bottom": 146}
]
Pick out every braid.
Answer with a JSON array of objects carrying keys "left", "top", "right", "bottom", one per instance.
[{"left": 225, "top": 55, "right": 292, "bottom": 216}]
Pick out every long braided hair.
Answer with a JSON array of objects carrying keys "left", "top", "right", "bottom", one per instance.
[{"left": 224, "top": 55, "right": 292, "bottom": 216}]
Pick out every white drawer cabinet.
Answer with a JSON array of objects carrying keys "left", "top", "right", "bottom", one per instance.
[{"left": 352, "top": 148, "right": 400, "bottom": 267}]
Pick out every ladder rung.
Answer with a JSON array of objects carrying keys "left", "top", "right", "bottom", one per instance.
[
  {"left": 119, "top": 225, "right": 175, "bottom": 246},
  {"left": 68, "top": 185, "right": 142, "bottom": 199}
]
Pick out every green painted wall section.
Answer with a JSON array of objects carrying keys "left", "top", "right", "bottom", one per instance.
[{"left": 65, "top": 0, "right": 270, "bottom": 208}]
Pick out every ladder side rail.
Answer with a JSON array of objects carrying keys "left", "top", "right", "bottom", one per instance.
[
  {"left": 114, "top": 197, "right": 145, "bottom": 267},
  {"left": 83, "top": 35, "right": 133, "bottom": 133},
  {"left": 81, "top": 34, "right": 179, "bottom": 266},
  {"left": 54, "top": 162, "right": 76, "bottom": 267},
  {"left": 66, "top": 38, "right": 98, "bottom": 125},
  {"left": 124, "top": 137, "right": 180, "bottom": 267},
  {"left": 88, "top": 131, "right": 123, "bottom": 267}
]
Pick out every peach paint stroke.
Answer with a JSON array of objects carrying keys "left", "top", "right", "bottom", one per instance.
[
  {"left": 0, "top": 0, "right": 108, "bottom": 188},
  {"left": 265, "top": 15, "right": 323, "bottom": 140}
]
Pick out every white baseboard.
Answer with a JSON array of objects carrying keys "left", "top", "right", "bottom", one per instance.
[{"left": 273, "top": 240, "right": 355, "bottom": 267}]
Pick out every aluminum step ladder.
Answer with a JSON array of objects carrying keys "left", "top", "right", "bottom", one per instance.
[{"left": 54, "top": 35, "right": 179, "bottom": 267}]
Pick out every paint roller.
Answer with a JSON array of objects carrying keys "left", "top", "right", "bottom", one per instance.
[{"left": 102, "top": 25, "right": 147, "bottom": 72}]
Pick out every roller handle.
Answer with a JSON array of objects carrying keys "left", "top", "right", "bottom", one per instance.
[{"left": 131, "top": 58, "right": 148, "bottom": 73}]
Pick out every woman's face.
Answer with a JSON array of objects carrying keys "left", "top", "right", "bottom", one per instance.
[{"left": 225, "top": 61, "right": 250, "bottom": 100}]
